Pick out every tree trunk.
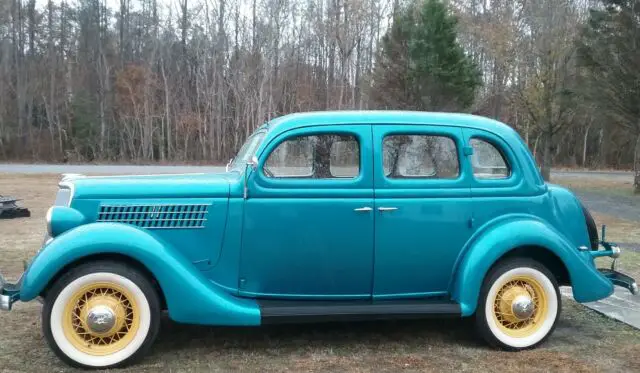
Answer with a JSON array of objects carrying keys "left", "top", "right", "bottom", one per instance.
[
  {"left": 634, "top": 133, "right": 640, "bottom": 194},
  {"left": 541, "top": 128, "right": 552, "bottom": 182},
  {"left": 583, "top": 124, "right": 591, "bottom": 167},
  {"left": 597, "top": 128, "right": 605, "bottom": 167}
]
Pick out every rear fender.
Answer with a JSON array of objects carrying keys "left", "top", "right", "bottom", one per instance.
[
  {"left": 21, "top": 223, "right": 260, "bottom": 326},
  {"left": 451, "top": 215, "right": 613, "bottom": 316}
]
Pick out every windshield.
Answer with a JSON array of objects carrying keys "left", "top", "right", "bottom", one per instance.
[{"left": 229, "top": 131, "right": 266, "bottom": 171}]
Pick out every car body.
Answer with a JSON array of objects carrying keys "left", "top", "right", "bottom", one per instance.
[{"left": 1, "top": 111, "right": 637, "bottom": 368}]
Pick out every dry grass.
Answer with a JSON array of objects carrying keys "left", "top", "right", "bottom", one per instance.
[
  {"left": 590, "top": 212, "right": 640, "bottom": 281},
  {"left": 1, "top": 174, "right": 639, "bottom": 372},
  {"left": 552, "top": 176, "right": 637, "bottom": 197},
  {"left": 591, "top": 212, "right": 640, "bottom": 244}
]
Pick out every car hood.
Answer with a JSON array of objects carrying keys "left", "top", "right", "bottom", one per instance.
[{"left": 65, "top": 172, "right": 236, "bottom": 200}]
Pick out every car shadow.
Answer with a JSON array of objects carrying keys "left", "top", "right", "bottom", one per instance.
[{"left": 151, "top": 314, "right": 482, "bottom": 356}]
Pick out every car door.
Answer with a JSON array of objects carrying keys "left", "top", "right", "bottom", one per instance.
[
  {"left": 462, "top": 128, "right": 523, "bottom": 231},
  {"left": 372, "top": 124, "right": 473, "bottom": 299},
  {"left": 239, "top": 124, "right": 374, "bottom": 299}
]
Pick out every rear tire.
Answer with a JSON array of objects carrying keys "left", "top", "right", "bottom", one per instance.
[
  {"left": 581, "top": 203, "right": 599, "bottom": 250},
  {"left": 42, "top": 261, "right": 161, "bottom": 369},
  {"left": 476, "top": 258, "right": 561, "bottom": 350}
]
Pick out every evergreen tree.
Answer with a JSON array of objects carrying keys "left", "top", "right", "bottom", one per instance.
[{"left": 373, "top": 0, "right": 481, "bottom": 112}]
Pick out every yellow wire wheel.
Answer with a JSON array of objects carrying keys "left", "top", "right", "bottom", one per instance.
[
  {"left": 491, "top": 275, "right": 548, "bottom": 338},
  {"left": 44, "top": 264, "right": 160, "bottom": 369},
  {"left": 62, "top": 282, "right": 140, "bottom": 356},
  {"left": 479, "top": 260, "right": 560, "bottom": 350}
]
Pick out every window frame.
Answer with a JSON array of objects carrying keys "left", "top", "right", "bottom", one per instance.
[
  {"left": 263, "top": 133, "right": 362, "bottom": 180},
  {"left": 381, "top": 133, "right": 461, "bottom": 180},
  {"left": 248, "top": 124, "right": 373, "bottom": 198},
  {"left": 372, "top": 125, "right": 470, "bottom": 197},
  {"left": 461, "top": 128, "right": 523, "bottom": 194},
  {"left": 469, "top": 137, "right": 512, "bottom": 180}
]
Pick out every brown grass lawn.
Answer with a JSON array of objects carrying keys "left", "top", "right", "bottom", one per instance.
[
  {"left": 1, "top": 174, "right": 640, "bottom": 373},
  {"left": 590, "top": 213, "right": 640, "bottom": 281},
  {"left": 552, "top": 176, "right": 636, "bottom": 197}
]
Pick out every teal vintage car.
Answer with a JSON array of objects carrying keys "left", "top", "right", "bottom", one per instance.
[{"left": 0, "top": 111, "right": 637, "bottom": 368}]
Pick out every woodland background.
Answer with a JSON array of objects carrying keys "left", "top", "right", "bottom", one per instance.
[{"left": 1, "top": 0, "right": 639, "bottom": 186}]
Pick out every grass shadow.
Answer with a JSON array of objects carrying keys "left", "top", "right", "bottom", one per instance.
[{"left": 152, "top": 315, "right": 482, "bottom": 356}]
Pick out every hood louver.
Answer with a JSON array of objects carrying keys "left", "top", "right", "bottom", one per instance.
[{"left": 97, "top": 204, "right": 210, "bottom": 229}]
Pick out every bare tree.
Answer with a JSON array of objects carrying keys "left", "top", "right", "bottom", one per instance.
[{"left": 0, "top": 0, "right": 635, "bottom": 176}]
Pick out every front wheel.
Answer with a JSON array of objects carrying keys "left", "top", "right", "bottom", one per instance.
[
  {"left": 476, "top": 258, "right": 561, "bottom": 350},
  {"left": 42, "top": 261, "right": 161, "bottom": 369}
]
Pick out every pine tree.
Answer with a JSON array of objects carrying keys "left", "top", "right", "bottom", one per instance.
[{"left": 372, "top": 0, "right": 481, "bottom": 112}]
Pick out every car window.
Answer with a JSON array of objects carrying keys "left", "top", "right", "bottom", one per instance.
[
  {"left": 265, "top": 134, "right": 360, "bottom": 178},
  {"left": 383, "top": 135, "right": 459, "bottom": 179},
  {"left": 470, "top": 138, "right": 510, "bottom": 179}
]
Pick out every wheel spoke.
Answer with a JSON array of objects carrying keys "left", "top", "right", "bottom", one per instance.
[{"left": 64, "top": 283, "right": 139, "bottom": 352}]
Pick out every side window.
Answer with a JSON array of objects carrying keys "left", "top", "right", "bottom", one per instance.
[
  {"left": 470, "top": 138, "right": 510, "bottom": 179},
  {"left": 382, "top": 135, "right": 459, "bottom": 179},
  {"left": 264, "top": 134, "right": 360, "bottom": 179}
]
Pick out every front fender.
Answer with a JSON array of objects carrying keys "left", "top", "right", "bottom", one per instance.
[
  {"left": 451, "top": 215, "right": 613, "bottom": 316},
  {"left": 21, "top": 223, "right": 260, "bottom": 326}
]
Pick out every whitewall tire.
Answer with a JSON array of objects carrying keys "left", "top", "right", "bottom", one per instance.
[
  {"left": 43, "top": 261, "right": 161, "bottom": 369},
  {"left": 476, "top": 258, "right": 561, "bottom": 350}
]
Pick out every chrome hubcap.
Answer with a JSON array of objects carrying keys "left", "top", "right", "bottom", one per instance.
[
  {"left": 511, "top": 294, "right": 535, "bottom": 320},
  {"left": 86, "top": 305, "right": 116, "bottom": 333}
]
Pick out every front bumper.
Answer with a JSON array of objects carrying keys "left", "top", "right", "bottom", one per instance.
[{"left": 0, "top": 271, "right": 23, "bottom": 311}]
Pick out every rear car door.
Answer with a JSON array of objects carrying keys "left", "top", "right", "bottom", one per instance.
[
  {"left": 462, "top": 128, "right": 523, "bottom": 232},
  {"left": 372, "top": 124, "right": 473, "bottom": 298}
]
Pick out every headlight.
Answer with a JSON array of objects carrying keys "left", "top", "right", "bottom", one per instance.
[{"left": 47, "top": 207, "right": 86, "bottom": 237}]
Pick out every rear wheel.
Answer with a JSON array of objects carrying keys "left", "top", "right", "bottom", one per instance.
[
  {"left": 43, "top": 261, "right": 161, "bottom": 369},
  {"left": 476, "top": 258, "right": 560, "bottom": 350}
]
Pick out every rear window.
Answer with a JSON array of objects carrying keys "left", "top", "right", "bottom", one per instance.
[{"left": 470, "top": 138, "right": 510, "bottom": 179}]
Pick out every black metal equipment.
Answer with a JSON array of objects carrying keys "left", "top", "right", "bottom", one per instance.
[{"left": 0, "top": 196, "right": 30, "bottom": 219}]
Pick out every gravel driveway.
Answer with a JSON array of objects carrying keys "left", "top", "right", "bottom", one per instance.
[{"left": 574, "top": 190, "right": 640, "bottom": 223}]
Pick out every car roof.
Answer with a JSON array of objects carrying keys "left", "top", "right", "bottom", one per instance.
[{"left": 262, "top": 110, "right": 518, "bottom": 139}]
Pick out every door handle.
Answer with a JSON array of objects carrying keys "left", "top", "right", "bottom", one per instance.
[
  {"left": 354, "top": 207, "right": 373, "bottom": 212},
  {"left": 378, "top": 207, "right": 398, "bottom": 212}
]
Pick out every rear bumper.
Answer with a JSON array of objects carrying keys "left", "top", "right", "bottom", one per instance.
[
  {"left": 584, "top": 240, "right": 638, "bottom": 296},
  {"left": 0, "top": 271, "right": 23, "bottom": 311},
  {"left": 598, "top": 268, "right": 638, "bottom": 296}
]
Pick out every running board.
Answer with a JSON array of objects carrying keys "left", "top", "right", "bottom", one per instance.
[{"left": 259, "top": 299, "right": 461, "bottom": 324}]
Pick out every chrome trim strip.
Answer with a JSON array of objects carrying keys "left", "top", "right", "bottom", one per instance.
[
  {"left": 100, "top": 203, "right": 211, "bottom": 208},
  {"left": 73, "top": 173, "right": 206, "bottom": 179}
]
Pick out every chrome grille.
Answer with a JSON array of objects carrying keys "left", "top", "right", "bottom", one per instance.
[{"left": 97, "top": 204, "right": 210, "bottom": 229}]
